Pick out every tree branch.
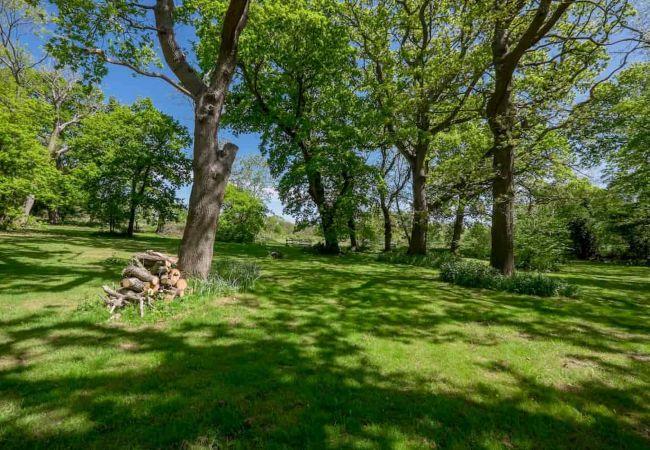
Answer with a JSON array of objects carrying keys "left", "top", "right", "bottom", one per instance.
[
  {"left": 87, "top": 47, "right": 193, "bottom": 97},
  {"left": 153, "top": 0, "right": 205, "bottom": 98}
]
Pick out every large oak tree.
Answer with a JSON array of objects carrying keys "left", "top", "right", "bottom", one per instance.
[
  {"left": 47, "top": 0, "right": 251, "bottom": 278},
  {"left": 347, "top": 0, "right": 491, "bottom": 254},
  {"left": 484, "top": 0, "right": 640, "bottom": 274}
]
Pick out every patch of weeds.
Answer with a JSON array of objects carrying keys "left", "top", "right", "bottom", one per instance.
[
  {"left": 75, "top": 297, "right": 110, "bottom": 321},
  {"left": 101, "top": 254, "right": 129, "bottom": 267},
  {"left": 440, "top": 259, "right": 578, "bottom": 297}
]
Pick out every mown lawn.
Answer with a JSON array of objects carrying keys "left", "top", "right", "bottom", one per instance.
[{"left": 0, "top": 226, "right": 649, "bottom": 449}]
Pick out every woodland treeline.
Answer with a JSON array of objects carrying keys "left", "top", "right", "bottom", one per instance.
[{"left": 1, "top": 0, "right": 649, "bottom": 278}]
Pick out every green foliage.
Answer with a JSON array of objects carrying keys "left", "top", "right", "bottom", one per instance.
[
  {"left": 460, "top": 223, "right": 491, "bottom": 260},
  {"left": 68, "top": 98, "right": 191, "bottom": 233},
  {"left": 47, "top": 0, "right": 164, "bottom": 84},
  {"left": 217, "top": 185, "right": 267, "bottom": 243},
  {"left": 229, "top": 154, "right": 274, "bottom": 202},
  {"left": 0, "top": 71, "right": 58, "bottom": 228},
  {"left": 440, "top": 259, "right": 577, "bottom": 298},
  {"left": 223, "top": 0, "right": 373, "bottom": 241},
  {"left": 377, "top": 249, "right": 458, "bottom": 269},
  {"left": 515, "top": 205, "right": 570, "bottom": 272},
  {"left": 573, "top": 63, "right": 650, "bottom": 262}
]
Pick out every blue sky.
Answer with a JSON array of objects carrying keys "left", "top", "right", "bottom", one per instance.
[
  {"left": 24, "top": 15, "right": 288, "bottom": 218},
  {"left": 24, "top": 3, "right": 645, "bottom": 217},
  {"left": 98, "top": 71, "right": 290, "bottom": 217}
]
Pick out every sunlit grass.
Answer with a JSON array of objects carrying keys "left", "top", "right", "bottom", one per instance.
[{"left": 0, "top": 226, "right": 649, "bottom": 449}]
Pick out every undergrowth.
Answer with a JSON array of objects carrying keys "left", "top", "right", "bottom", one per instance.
[{"left": 440, "top": 259, "right": 578, "bottom": 297}]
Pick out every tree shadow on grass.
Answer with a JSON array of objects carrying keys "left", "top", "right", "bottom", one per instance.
[
  {"left": 1, "top": 229, "right": 649, "bottom": 448},
  {"left": 0, "top": 310, "right": 649, "bottom": 450}
]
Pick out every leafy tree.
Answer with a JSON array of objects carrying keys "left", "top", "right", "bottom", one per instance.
[
  {"left": 347, "top": 0, "right": 491, "bottom": 254},
  {"left": 217, "top": 184, "right": 266, "bottom": 243},
  {"left": 483, "top": 0, "right": 640, "bottom": 275},
  {"left": 515, "top": 204, "right": 570, "bottom": 271},
  {"left": 1, "top": 0, "right": 103, "bottom": 222},
  {"left": 224, "top": 0, "right": 371, "bottom": 253},
  {"left": 0, "top": 69, "right": 57, "bottom": 228},
  {"left": 573, "top": 64, "right": 650, "bottom": 261},
  {"left": 0, "top": 0, "right": 47, "bottom": 85},
  {"left": 47, "top": 0, "right": 251, "bottom": 278},
  {"left": 426, "top": 123, "right": 493, "bottom": 254},
  {"left": 229, "top": 154, "right": 273, "bottom": 202},
  {"left": 69, "top": 99, "right": 191, "bottom": 236},
  {"left": 375, "top": 147, "right": 410, "bottom": 252}
]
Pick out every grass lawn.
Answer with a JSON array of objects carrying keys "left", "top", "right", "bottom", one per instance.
[{"left": 0, "top": 226, "right": 649, "bottom": 449}]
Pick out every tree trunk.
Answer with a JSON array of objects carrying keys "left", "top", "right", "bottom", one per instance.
[
  {"left": 126, "top": 177, "right": 138, "bottom": 237},
  {"left": 21, "top": 195, "right": 35, "bottom": 226},
  {"left": 408, "top": 149, "right": 428, "bottom": 255},
  {"left": 490, "top": 136, "right": 515, "bottom": 275},
  {"left": 47, "top": 125, "right": 61, "bottom": 159},
  {"left": 348, "top": 217, "right": 357, "bottom": 250},
  {"left": 156, "top": 217, "right": 165, "bottom": 234},
  {"left": 127, "top": 202, "right": 137, "bottom": 238},
  {"left": 303, "top": 146, "right": 340, "bottom": 254},
  {"left": 486, "top": 25, "right": 517, "bottom": 275},
  {"left": 450, "top": 198, "right": 466, "bottom": 255},
  {"left": 48, "top": 209, "right": 61, "bottom": 225},
  {"left": 178, "top": 98, "right": 238, "bottom": 279},
  {"left": 381, "top": 202, "right": 393, "bottom": 252},
  {"left": 319, "top": 208, "right": 340, "bottom": 254}
]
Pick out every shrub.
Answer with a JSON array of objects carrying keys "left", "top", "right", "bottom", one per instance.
[
  {"left": 439, "top": 259, "right": 578, "bottom": 297},
  {"left": 377, "top": 249, "right": 459, "bottom": 269},
  {"left": 439, "top": 259, "right": 503, "bottom": 289},
  {"left": 460, "top": 223, "right": 491, "bottom": 259},
  {"left": 217, "top": 185, "right": 267, "bottom": 243},
  {"left": 515, "top": 205, "right": 570, "bottom": 271}
]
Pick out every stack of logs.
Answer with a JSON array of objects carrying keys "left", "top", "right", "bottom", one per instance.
[{"left": 101, "top": 250, "right": 189, "bottom": 317}]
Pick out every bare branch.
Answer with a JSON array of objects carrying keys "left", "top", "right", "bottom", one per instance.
[{"left": 87, "top": 47, "right": 193, "bottom": 97}]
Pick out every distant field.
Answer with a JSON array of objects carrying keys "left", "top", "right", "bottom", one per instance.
[{"left": 0, "top": 226, "right": 649, "bottom": 449}]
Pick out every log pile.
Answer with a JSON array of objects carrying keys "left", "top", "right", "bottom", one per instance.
[{"left": 101, "top": 250, "right": 189, "bottom": 317}]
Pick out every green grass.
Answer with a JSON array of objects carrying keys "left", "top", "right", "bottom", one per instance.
[{"left": 1, "top": 226, "right": 649, "bottom": 449}]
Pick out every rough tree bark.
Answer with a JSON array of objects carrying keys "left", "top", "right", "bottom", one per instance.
[
  {"left": 126, "top": 167, "right": 151, "bottom": 237},
  {"left": 450, "top": 198, "right": 466, "bottom": 255},
  {"left": 149, "top": 0, "right": 250, "bottom": 279},
  {"left": 348, "top": 217, "right": 357, "bottom": 250},
  {"left": 408, "top": 147, "right": 428, "bottom": 255},
  {"left": 319, "top": 208, "right": 340, "bottom": 253},
  {"left": 21, "top": 195, "right": 35, "bottom": 226},
  {"left": 380, "top": 201, "right": 392, "bottom": 252},
  {"left": 485, "top": 0, "right": 571, "bottom": 275}
]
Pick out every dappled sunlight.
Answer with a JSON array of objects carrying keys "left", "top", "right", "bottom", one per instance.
[{"left": 0, "top": 228, "right": 649, "bottom": 448}]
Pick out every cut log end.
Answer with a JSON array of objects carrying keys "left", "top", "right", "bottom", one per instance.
[{"left": 103, "top": 250, "right": 184, "bottom": 317}]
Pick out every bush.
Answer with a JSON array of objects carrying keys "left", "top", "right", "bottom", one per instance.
[
  {"left": 460, "top": 223, "right": 491, "bottom": 259},
  {"left": 377, "top": 249, "right": 459, "bottom": 269},
  {"left": 515, "top": 205, "right": 570, "bottom": 271},
  {"left": 439, "top": 259, "right": 577, "bottom": 297},
  {"left": 217, "top": 185, "right": 267, "bottom": 243}
]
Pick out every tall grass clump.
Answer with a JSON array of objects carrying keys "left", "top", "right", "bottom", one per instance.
[
  {"left": 377, "top": 249, "right": 458, "bottom": 269},
  {"left": 191, "top": 259, "right": 262, "bottom": 297},
  {"left": 440, "top": 259, "right": 578, "bottom": 297}
]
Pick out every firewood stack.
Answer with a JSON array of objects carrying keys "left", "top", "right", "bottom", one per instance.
[{"left": 101, "top": 250, "right": 189, "bottom": 317}]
